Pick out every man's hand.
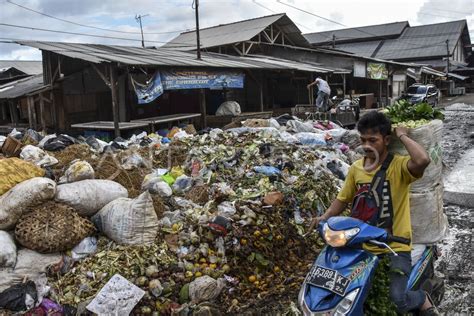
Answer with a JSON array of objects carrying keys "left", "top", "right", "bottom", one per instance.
[
  {"left": 394, "top": 126, "right": 409, "bottom": 138},
  {"left": 305, "top": 215, "right": 327, "bottom": 236},
  {"left": 307, "top": 83, "right": 312, "bottom": 90}
]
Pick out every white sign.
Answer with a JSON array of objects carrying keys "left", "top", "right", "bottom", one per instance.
[
  {"left": 86, "top": 274, "right": 145, "bottom": 316},
  {"left": 353, "top": 61, "right": 366, "bottom": 78}
]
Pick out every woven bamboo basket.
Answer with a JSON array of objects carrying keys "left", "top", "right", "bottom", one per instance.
[{"left": 15, "top": 202, "right": 96, "bottom": 253}]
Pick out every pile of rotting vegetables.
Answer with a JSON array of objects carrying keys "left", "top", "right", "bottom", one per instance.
[
  {"left": 1, "top": 119, "right": 382, "bottom": 315},
  {"left": 46, "top": 127, "right": 350, "bottom": 315}
]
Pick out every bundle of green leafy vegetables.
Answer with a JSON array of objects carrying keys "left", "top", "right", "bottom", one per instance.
[{"left": 385, "top": 100, "right": 444, "bottom": 124}]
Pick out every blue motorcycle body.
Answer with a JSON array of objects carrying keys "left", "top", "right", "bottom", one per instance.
[{"left": 299, "top": 217, "right": 441, "bottom": 315}]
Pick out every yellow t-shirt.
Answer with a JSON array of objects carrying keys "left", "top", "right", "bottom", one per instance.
[{"left": 336, "top": 155, "right": 420, "bottom": 254}]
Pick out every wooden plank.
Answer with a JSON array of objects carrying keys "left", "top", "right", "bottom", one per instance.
[
  {"left": 27, "top": 97, "right": 34, "bottom": 129},
  {"left": 109, "top": 65, "right": 120, "bottom": 138},
  {"left": 39, "top": 92, "right": 46, "bottom": 132},
  {"left": 199, "top": 89, "right": 207, "bottom": 129},
  {"left": 91, "top": 63, "right": 111, "bottom": 87},
  {"left": 131, "top": 113, "right": 201, "bottom": 124}
]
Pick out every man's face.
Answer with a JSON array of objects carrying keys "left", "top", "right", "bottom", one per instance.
[{"left": 359, "top": 129, "right": 390, "bottom": 160}]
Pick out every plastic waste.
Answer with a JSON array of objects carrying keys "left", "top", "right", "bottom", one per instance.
[
  {"left": 20, "top": 145, "right": 59, "bottom": 168},
  {"left": 253, "top": 166, "right": 281, "bottom": 177},
  {"left": 295, "top": 132, "right": 327, "bottom": 147},
  {"left": 216, "top": 101, "right": 241, "bottom": 116},
  {"left": 217, "top": 201, "right": 236, "bottom": 218},
  {"left": 172, "top": 175, "right": 193, "bottom": 193},
  {"left": 38, "top": 134, "right": 56, "bottom": 149},
  {"left": 43, "top": 135, "right": 75, "bottom": 151},
  {"left": 71, "top": 237, "right": 98, "bottom": 260},
  {"left": 0, "top": 280, "right": 37, "bottom": 312}
]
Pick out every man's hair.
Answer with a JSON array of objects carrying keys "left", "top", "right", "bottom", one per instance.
[{"left": 357, "top": 111, "right": 392, "bottom": 136}]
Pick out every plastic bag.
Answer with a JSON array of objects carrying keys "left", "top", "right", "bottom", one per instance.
[
  {"left": 217, "top": 201, "right": 236, "bottom": 218},
  {"left": 0, "top": 135, "right": 6, "bottom": 148},
  {"left": 122, "top": 153, "right": 148, "bottom": 170},
  {"left": 0, "top": 231, "right": 16, "bottom": 268},
  {"left": 295, "top": 132, "right": 327, "bottom": 147},
  {"left": 0, "top": 280, "right": 37, "bottom": 312},
  {"left": 215, "top": 101, "right": 241, "bottom": 116},
  {"left": 189, "top": 276, "right": 225, "bottom": 303},
  {"left": 0, "top": 177, "right": 56, "bottom": 230},
  {"left": 43, "top": 135, "right": 75, "bottom": 151},
  {"left": 286, "top": 120, "right": 315, "bottom": 133},
  {"left": 20, "top": 145, "right": 59, "bottom": 168},
  {"left": 55, "top": 180, "right": 128, "bottom": 216},
  {"left": 0, "top": 158, "right": 46, "bottom": 195},
  {"left": 59, "top": 160, "right": 95, "bottom": 184},
  {"left": 172, "top": 175, "right": 193, "bottom": 193},
  {"left": 92, "top": 191, "right": 159, "bottom": 245},
  {"left": 71, "top": 237, "right": 98, "bottom": 260},
  {"left": 253, "top": 166, "right": 281, "bottom": 177},
  {"left": 38, "top": 134, "right": 56, "bottom": 149}
]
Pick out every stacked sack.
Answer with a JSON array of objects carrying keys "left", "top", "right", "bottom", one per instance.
[{"left": 389, "top": 119, "right": 448, "bottom": 244}]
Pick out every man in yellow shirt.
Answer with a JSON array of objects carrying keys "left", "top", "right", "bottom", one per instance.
[{"left": 312, "top": 111, "right": 438, "bottom": 315}]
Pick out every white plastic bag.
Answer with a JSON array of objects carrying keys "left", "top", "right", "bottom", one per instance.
[
  {"left": 55, "top": 180, "right": 128, "bottom": 217},
  {"left": 71, "top": 237, "right": 98, "bottom": 260},
  {"left": 0, "top": 177, "right": 56, "bottom": 230},
  {"left": 142, "top": 170, "right": 172, "bottom": 197},
  {"left": 59, "top": 160, "right": 95, "bottom": 183},
  {"left": 20, "top": 145, "right": 58, "bottom": 168},
  {"left": 189, "top": 276, "right": 225, "bottom": 303},
  {"left": 217, "top": 201, "right": 236, "bottom": 219},
  {"left": 215, "top": 101, "right": 241, "bottom": 116},
  {"left": 92, "top": 191, "right": 158, "bottom": 245},
  {"left": 0, "top": 231, "right": 16, "bottom": 268},
  {"left": 294, "top": 132, "right": 327, "bottom": 147},
  {"left": 0, "top": 136, "right": 6, "bottom": 148},
  {"left": 286, "top": 120, "right": 315, "bottom": 133}
]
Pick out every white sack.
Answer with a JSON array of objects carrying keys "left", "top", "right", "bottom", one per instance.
[
  {"left": 215, "top": 101, "right": 241, "bottom": 116},
  {"left": 389, "top": 120, "right": 443, "bottom": 192},
  {"left": 92, "top": 191, "right": 158, "bottom": 245},
  {"left": 0, "top": 249, "right": 62, "bottom": 292},
  {"left": 20, "top": 145, "right": 58, "bottom": 168},
  {"left": 0, "top": 177, "right": 56, "bottom": 230},
  {"left": 410, "top": 184, "right": 448, "bottom": 244},
  {"left": 286, "top": 120, "right": 315, "bottom": 133},
  {"left": 55, "top": 179, "right": 128, "bottom": 216},
  {"left": 0, "top": 231, "right": 16, "bottom": 268},
  {"left": 59, "top": 160, "right": 95, "bottom": 183}
]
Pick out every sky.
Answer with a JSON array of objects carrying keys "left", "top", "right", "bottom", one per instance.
[{"left": 0, "top": 0, "right": 473, "bottom": 60}]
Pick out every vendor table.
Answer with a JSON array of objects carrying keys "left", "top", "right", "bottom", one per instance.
[
  {"left": 131, "top": 113, "right": 201, "bottom": 132},
  {"left": 71, "top": 121, "right": 151, "bottom": 131}
]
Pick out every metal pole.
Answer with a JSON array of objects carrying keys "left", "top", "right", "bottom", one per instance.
[
  {"left": 194, "top": 0, "right": 201, "bottom": 59},
  {"left": 135, "top": 14, "right": 149, "bottom": 48}
]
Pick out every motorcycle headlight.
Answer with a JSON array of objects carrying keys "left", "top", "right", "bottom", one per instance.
[
  {"left": 333, "top": 288, "right": 360, "bottom": 315},
  {"left": 323, "top": 223, "right": 360, "bottom": 247}
]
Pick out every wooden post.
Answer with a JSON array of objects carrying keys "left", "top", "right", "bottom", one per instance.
[
  {"left": 378, "top": 81, "right": 382, "bottom": 107},
  {"left": 199, "top": 89, "right": 207, "bottom": 129},
  {"left": 109, "top": 65, "right": 120, "bottom": 138},
  {"left": 27, "top": 96, "right": 34, "bottom": 129},
  {"left": 386, "top": 79, "right": 390, "bottom": 106},
  {"left": 9, "top": 101, "right": 18, "bottom": 127},
  {"left": 1, "top": 103, "right": 6, "bottom": 120},
  {"left": 47, "top": 53, "right": 58, "bottom": 132},
  {"left": 259, "top": 77, "right": 264, "bottom": 112},
  {"left": 39, "top": 93, "right": 46, "bottom": 132},
  {"left": 343, "top": 74, "right": 346, "bottom": 98}
]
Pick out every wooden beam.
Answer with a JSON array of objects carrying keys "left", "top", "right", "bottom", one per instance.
[
  {"left": 8, "top": 101, "right": 18, "bottom": 126},
  {"left": 39, "top": 92, "right": 46, "bottom": 132},
  {"left": 91, "top": 63, "right": 111, "bottom": 86},
  {"left": 47, "top": 54, "right": 58, "bottom": 132},
  {"left": 27, "top": 96, "right": 34, "bottom": 129},
  {"left": 262, "top": 30, "right": 272, "bottom": 43},
  {"left": 109, "top": 64, "right": 120, "bottom": 138},
  {"left": 199, "top": 89, "right": 207, "bottom": 129},
  {"left": 1, "top": 103, "right": 6, "bottom": 121},
  {"left": 244, "top": 42, "right": 254, "bottom": 55},
  {"left": 40, "top": 94, "right": 52, "bottom": 104},
  {"left": 232, "top": 43, "right": 243, "bottom": 56}
]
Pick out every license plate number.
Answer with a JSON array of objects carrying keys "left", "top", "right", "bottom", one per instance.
[{"left": 306, "top": 265, "right": 351, "bottom": 296}]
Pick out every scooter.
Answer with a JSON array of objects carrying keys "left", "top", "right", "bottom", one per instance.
[{"left": 298, "top": 216, "right": 444, "bottom": 315}]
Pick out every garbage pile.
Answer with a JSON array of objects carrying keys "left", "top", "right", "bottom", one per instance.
[{"left": 0, "top": 116, "right": 362, "bottom": 315}]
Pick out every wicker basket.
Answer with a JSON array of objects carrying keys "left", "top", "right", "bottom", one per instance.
[{"left": 15, "top": 202, "right": 96, "bottom": 253}]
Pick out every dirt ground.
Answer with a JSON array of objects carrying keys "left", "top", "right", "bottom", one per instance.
[{"left": 436, "top": 94, "right": 474, "bottom": 314}]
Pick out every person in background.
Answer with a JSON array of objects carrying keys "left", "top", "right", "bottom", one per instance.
[{"left": 307, "top": 76, "right": 331, "bottom": 112}]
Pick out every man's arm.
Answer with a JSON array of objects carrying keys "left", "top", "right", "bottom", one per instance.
[
  {"left": 307, "top": 79, "right": 318, "bottom": 89},
  {"left": 395, "top": 126, "right": 430, "bottom": 178}
]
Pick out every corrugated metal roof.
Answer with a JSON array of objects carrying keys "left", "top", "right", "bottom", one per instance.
[
  {"left": 0, "top": 74, "right": 47, "bottom": 99},
  {"left": 304, "top": 22, "right": 409, "bottom": 45},
  {"left": 330, "top": 41, "right": 382, "bottom": 57},
  {"left": 375, "top": 20, "right": 468, "bottom": 60},
  {"left": 16, "top": 40, "right": 350, "bottom": 74},
  {"left": 16, "top": 40, "right": 293, "bottom": 69},
  {"left": 0, "top": 60, "right": 42, "bottom": 75},
  {"left": 163, "top": 13, "right": 309, "bottom": 50}
]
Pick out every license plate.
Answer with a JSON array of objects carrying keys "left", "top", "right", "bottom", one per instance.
[{"left": 306, "top": 265, "right": 351, "bottom": 296}]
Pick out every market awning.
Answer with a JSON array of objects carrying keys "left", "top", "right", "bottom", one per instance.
[{"left": 447, "top": 72, "right": 468, "bottom": 81}]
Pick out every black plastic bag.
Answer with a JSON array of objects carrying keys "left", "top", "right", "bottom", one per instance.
[
  {"left": 43, "top": 135, "right": 75, "bottom": 151},
  {"left": 0, "top": 281, "right": 37, "bottom": 312}
]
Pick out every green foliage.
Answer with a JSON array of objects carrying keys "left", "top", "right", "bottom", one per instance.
[
  {"left": 364, "top": 257, "right": 398, "bottom": 316},
  {"left": 385, "top": 100, "right": 444, "bottom": 124}
]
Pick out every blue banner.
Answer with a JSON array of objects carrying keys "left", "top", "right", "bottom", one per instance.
[
  {"left": 132, "top": 73, "right": 164, "bottom": 104},
  {"left": 161, "top": 70, "right": 244, "bottom": 90}
]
